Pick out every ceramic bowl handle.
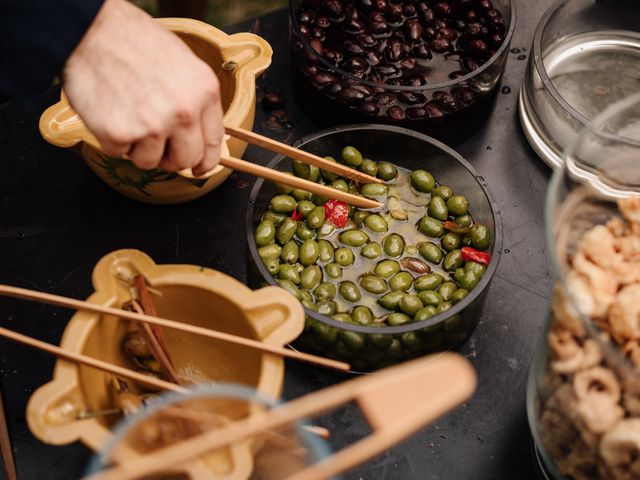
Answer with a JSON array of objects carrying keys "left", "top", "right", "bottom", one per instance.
[
  {"left": 243, "top": 287, "right": 305, "bottom": 344},
  {"left": 39, "top": 96, "right": 99, "bottom": 149}
]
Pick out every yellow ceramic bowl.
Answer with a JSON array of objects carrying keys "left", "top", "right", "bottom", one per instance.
[
  {"left": 39, "top": 19, "right": 272, "bottom": 204},
  {"left": 26, "top": 249, "right": 304, "bottom": 478}
]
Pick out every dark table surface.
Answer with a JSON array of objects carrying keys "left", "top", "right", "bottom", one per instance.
[{"left": 0, "top": 2, "right": 558, "bottom": 479}]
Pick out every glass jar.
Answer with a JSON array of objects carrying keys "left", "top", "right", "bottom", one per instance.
[
  {"left": 289, "top": 0, "right": 515, "bottom": 145},
  {"left": 519, "top": 0, "right": 640, "bottom": 169},
  {"left": 528, "top": 93, "right": 640, "bottom": 479}
]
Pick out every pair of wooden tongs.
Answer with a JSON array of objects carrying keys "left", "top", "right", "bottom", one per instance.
[
  {"left": 84, "top": 353, "right": 476, "bottom": 480},
  {"left": 223, "top": 126, "right": 384, "bottom": 209}
]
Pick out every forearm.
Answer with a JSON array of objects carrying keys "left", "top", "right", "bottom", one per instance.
[{"left": 0, "top": 0, "right": 104, "bottom": 99}]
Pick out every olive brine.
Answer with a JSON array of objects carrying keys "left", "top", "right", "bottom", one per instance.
[{"left": 255, "top": 145, "right": 491, "bottom": 327}]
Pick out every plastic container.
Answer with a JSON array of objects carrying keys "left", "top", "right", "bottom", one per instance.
[
  {"left": 246, "top": 124, "right": 501, "bottom": 372},
  {"left": 289, "top": 0, "right": 515, "bottom": 144}
]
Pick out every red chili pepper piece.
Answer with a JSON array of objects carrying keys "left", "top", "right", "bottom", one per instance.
[
  {"left": 324, "top": 199, "right": 349, "bottom": 228},
  {"left": 443, "top": 220, "right": 471, "bottom": 234},
  {"left": 461, "top": 247, "right": 491, "bottom": 265},
  {"left": 290, "top": 209, "right": 303, "bottom": 221}
]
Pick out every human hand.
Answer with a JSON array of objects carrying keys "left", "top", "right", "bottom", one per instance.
[{"left": 62, "top": 0, "right": 223, "bottom": 176}]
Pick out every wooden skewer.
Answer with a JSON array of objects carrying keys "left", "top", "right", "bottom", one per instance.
[
  {"left": 220, "top": 156, "right": 382, "bottom": 210},
  {"left": 224, "top": 125, "right": 383, "bottom": 185},
  {"left": 0, "top": 386, "right": 17, "bottom": 480},
  {"left": 83, "top": 353, "right": 475, "bottom": 480},
  {"left": 0, "top": 285, "right": 350, "bottom": 372},
  {"left": 0, "top": 326, "right": 185, "bottom": 394}
]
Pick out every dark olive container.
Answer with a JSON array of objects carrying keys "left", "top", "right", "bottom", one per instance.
[{"left": 246, "top": 125, "right": 502, "bottom": 372}]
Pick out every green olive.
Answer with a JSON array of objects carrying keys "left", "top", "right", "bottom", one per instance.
[
  {"left": 438, "top": 282, "right": 458, "bottom": 302},
  {"left": 365, "top": 214, "right": 388, "bottom": 233},
  {"left": 443, "top": 249, "right": 464, "bottom": 271},
  {"left": 262, "top": 211, "right": 287, "bottom": 226},
  {"left": 462, "top": 234, "right": 472, "bottom": 247},
  {"left": 296, "top": 200, "right": 316, "bottom": 217},
  {"left": 317, "top": 301, "right": 338, "bottom": 316},
  {"left": 361, "top": 183, "right": 388, "bottom": 198},
  {"left": 296, "top": 222, "right": 316, "bottom": 241},
  {"left": 299, "top": 240, "right": 320, "bottom": 266},
  {"left": 339, "top": 330, "right": 366, "bottom": 350},
  {"left": 374, "top": 260, "right": 400, "bottom": 279},
  {"left": 292, "top": 159, "right": 320, "bottom": 181},
  {"left": 278, "top": 264, "right": 300, "bottom": 285},
  {"left": 291, "top": 188, "right": 314, "bottom": 201},
  {"left": 306, "top": 206, "right": 326, "bottom": 229},
  {"left": 414, "top": 273, "right": 444, "bottom": 291},
  {"left": 432, "top": 185, "right": 453, "bottom": 201},
  {"left": 280, "top": 241, "right": 299, "bottom": 264},
  {"left": 317, "top": 221, "right": 336, "bottom": 238},
  {"left": 262, "top": 256, "right": 280, "bottom": 275},
  {"left": 470, "top": 224, "right": 491, "bottom": 250},
  {"left": 376, "top": 161, "right": 398, "bottom": 181},
  {"left": 277, "top": 218, "right": 297, "bottom": 244},
  {"left": 399, "top": 294, "right": 424, "bottom": 316},
  {"left": 441, "top": 232, "right": 462, "bottom": 252},
  {"left": 332, "top": 313, "right": 353, "bottom": 323},
  {"left": 334, "top": 247, "right": 355, "bottom": 267},
  {"left": 321, "top": 156, "right": 340, "bottom": 182},
  {"left": 459, "top": 270, "right": 482, "bottom": 290},
  {"left": 311, "top": 322, "right": 338, "bottom": 345},
  {"left": 278, "top": 264, "right": 300, "bottom": 284},
  {"left": 446, "top": 195, "right": 469, "bottom": 216},
  {"left": 388, "top": 272, "right": 413, "bottom": 292},
  {"left": 258, "top": 244, "right": 282, "bottom": 260},
  {"left": 418, "top": 216, "right": 445, "bottom": 238},
  {"left": 341, "top": 146, "right": 364, "bottom": 167},
  {"left": 368, "top": 330, "right": 393, "bottom": 348},
  {"left": 359, "top": 274, "right": 388, "bottom": 294},
  {"left": 275, "top": 174, "right": 294, "bottom": 195},
  {"left": 330, "top": 179, "right": 349, "bottom": 192},
  {"left": 451, "top": 288, "right": 469, "bottom": 304},
  {"left": 270, "top": 195, "right": 297, "bottom": 214},
  {"left": 410, "top": 170, "right": 436, "bottom": 192},
  {"left": 437, "top": 302, "right": 452, "bottom": 314},
  {"left": 418, "top": 290, "right": 444, "bottom": 306},
  {"left": 352, "top": 210, "right": 371, "bottom": 226},
  {"left": 276, "top": 279, "right": 300, "bottom": 298},
  {"left": 427, "top": 196, "right": 448, "bottom": 221},
  {"left": 465, "top": 261, "right": 487, "bottom": 276},
  {"left": 361, "top": 242, "right": 383, "bottom": 259},
  {"left": 387, "top": 312, "right": 412, "bottom": 326},
  {"left": 300, "top": 265, "right": 322, "bottom": 290},
  {"left": 325, "top": 262, "right": 342, "bottom": 279},
  {"left": 414, "top": 306, "right": 438, "bottom": 322},
  {"left": 351, "top": 306, "right": 373, "bottom": 325},
  {"left": 418, "top": 242, "right": 444, "bottom": 264},
  {"left": 339, "top": 281, "right": 361, "bottom": 302},
  {"left": 400, "top": 331, "right": 423, "bottom": 352},
  {"left": 454, "top": 267, "right": 465, "bottom": 284},
  {"left": 378, "top": 290, "right": 405, "bottom": 310},
  {"left": 383, "top": 233, "right": 405, "bottom": 257},
  {"left": 317, "top": 240, "right": 335, "bottom": 263},
  {"left": 456, "top": 214, "right": 473, "bottom": 227},
  {"left": 340, "top": 229, "right": 370, "bottom": 247},
  {"left": 314, "top": 282, "right": 337, "bottom": 301},
  {"left": 255, "top": 220, "right": 276, "bottom": 247},
  {"left": 359, "top": 159, "right": 378, "bottom": 177}
]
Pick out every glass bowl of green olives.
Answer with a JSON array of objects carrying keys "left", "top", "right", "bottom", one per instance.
[{"left": 246, "top": 124, "right": 501, "bottom": 372}]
